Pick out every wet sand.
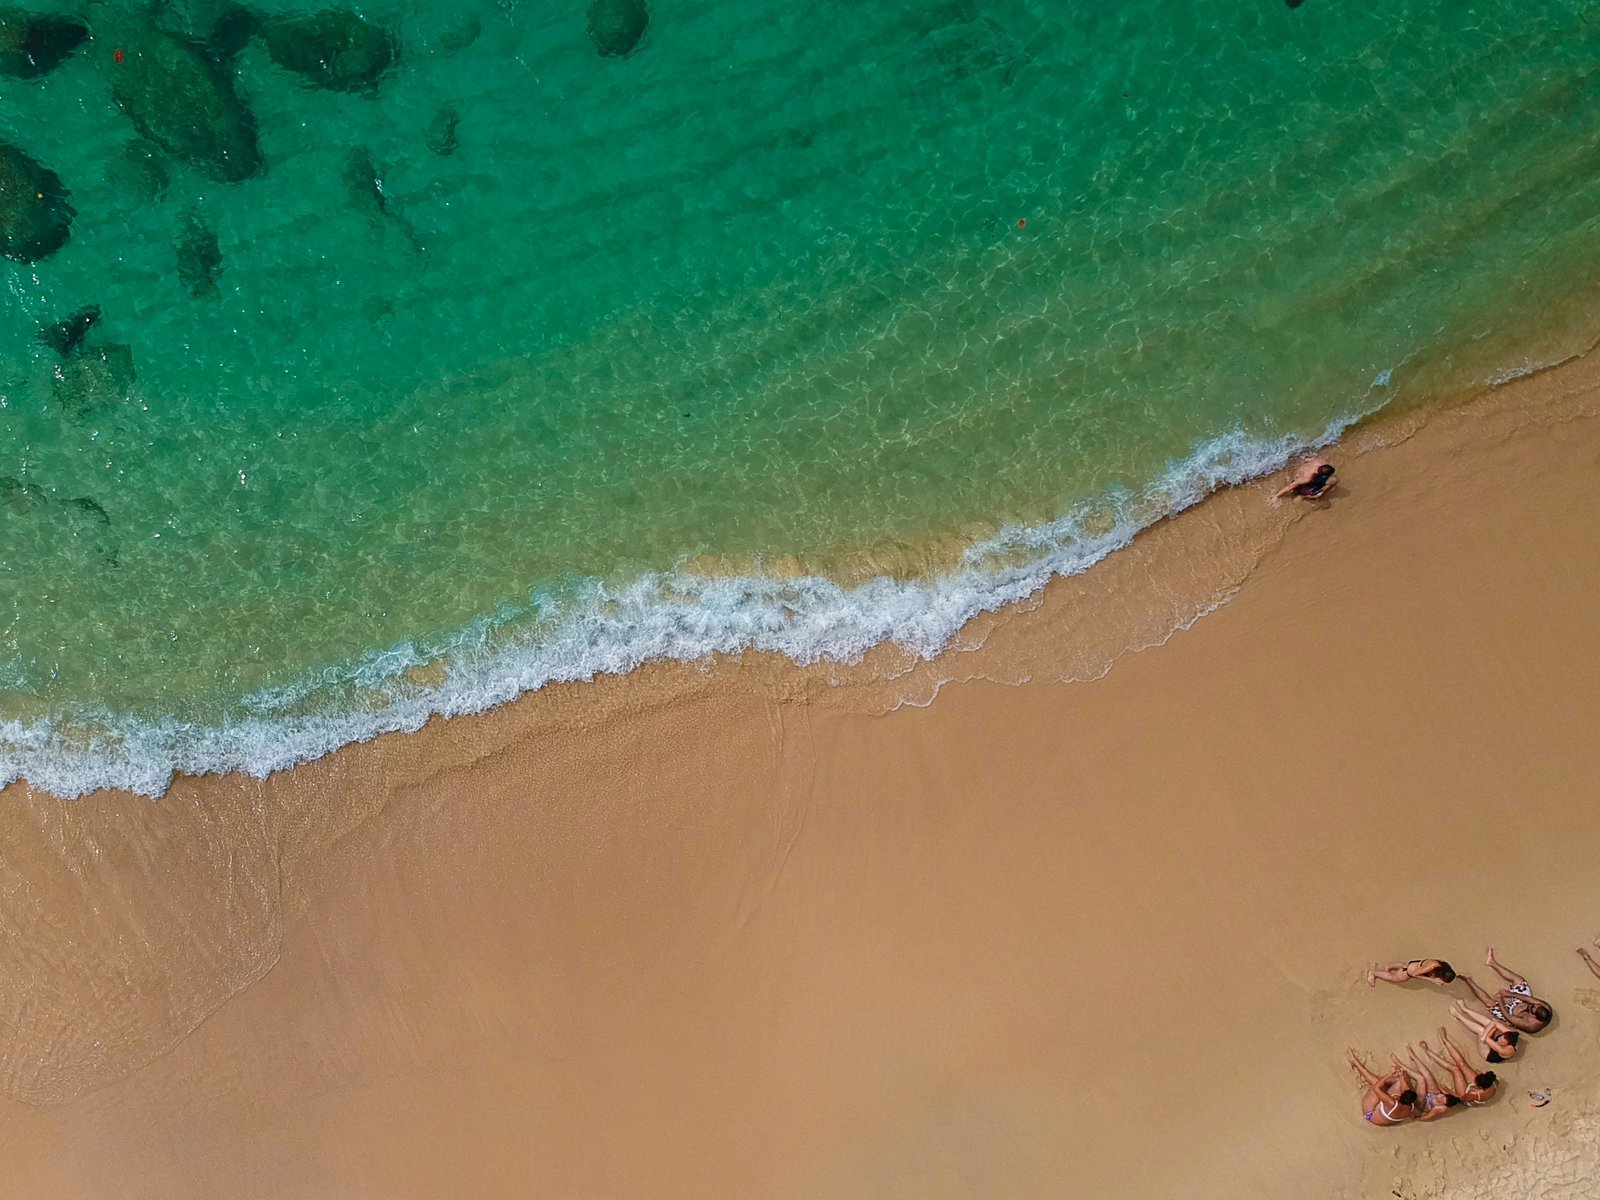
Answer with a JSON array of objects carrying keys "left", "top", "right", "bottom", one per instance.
[{"left": 4, "top": 357, "right": 1600, "bottom": 1198}]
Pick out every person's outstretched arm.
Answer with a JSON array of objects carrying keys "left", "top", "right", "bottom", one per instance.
[{"left": 1457, "top": 973, "right": 1499, "bottom": 1008}]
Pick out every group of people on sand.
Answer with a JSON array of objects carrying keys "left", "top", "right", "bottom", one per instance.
[{"left": 1347, "top": 948, "right": 1554, "bottom": 1126}]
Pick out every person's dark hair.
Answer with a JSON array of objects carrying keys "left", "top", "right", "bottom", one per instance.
[
  {"left": 1399, "top": 1089, "right": 1418, "bottom": 1105},
  {"left": 1475, "top": 1071, "right": 1497, "bottom": 1088},
  {"left": 1486, "top": 1050, "right": 1504, "bottom": 1064},
  {"left": 1505, "top": 1031, "right": 1520, "bottom": 1046},
  {"left": 1434, "top": 962, "right": 1456, "bottom": 983},
  {"left": 1314, "top": 463, "right": 1335, "bottom": 480},
  {"left": 1444, "top": 1095, "right": 1462, "bottom": 1108},
  {"left": 1531, "top": 1004, "right": 1552, "bottom": 1024}
]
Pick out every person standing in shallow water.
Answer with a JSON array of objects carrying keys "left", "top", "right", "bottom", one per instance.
[{"left": 1272, "top": 457, "right": 1336, "bottom": 502}]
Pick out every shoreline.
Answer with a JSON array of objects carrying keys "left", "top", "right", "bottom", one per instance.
[
  {"left": 4, "top": 339, "right": 1600, "bottom": 1195},
  {"left": 8, "top": 318, "right": 1594, "bottom": 801},
  {"left": 3, "top": 409, "right": 1359, "bottom": 799}
]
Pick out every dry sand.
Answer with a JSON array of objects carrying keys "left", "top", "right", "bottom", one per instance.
[{"left": 4, "top": 356, "right": 1600, "bottom": 1199}]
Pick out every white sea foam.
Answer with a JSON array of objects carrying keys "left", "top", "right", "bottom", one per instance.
[{"left": 0, "top": 417, "right": 1359, "bottom": 799}]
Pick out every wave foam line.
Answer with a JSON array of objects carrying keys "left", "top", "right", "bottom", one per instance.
[{"left": 0, "top": 418, "right": 1357, "bottom": 798}]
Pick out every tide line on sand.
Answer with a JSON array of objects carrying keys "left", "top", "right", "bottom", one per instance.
[{"left": 0, "top": 414, "right": 1358, "bottom": 799}]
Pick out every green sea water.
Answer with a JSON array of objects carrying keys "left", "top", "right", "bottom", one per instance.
[{"left": 5, "top": 0, "right": 1600, "bottom": 793}]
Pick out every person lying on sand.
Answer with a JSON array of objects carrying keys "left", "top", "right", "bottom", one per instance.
[
  {"left": 1367, "top": 958, "right": 1455, "bottom": 987},
  {"left": 1421, "top": 1031, "right": 1497, "bottom": 1106},
  {"left": 1272, "top": 457, "right": 1336, "bottom": 503},
  {"left": 1577, "top": 942, "right": 1600, "bottom": 980},
  {"left": 1449, "top": 1000, "right": 1521, "bottom": 1063},
  {"left": 1404, "top": 1046, "right": 1460, "bottom": 1121},
  {"left": 1456, "top": 948, "right": 1552, "bottom": 1033},
  {"left": 1346, "top": 1049, "right": 1418, "bottom": 1126}
]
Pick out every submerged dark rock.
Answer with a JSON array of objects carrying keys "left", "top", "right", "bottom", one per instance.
[
  {"left": 111, "top": 31, "right": 261, "bottom": 183},
  {"left": 344, "top": 147, "right": 422, "bottom": 251},
  {"left": 53, "top": 343, "right": 137, "bottom": 420},
  {"left": 38, "top": 305, "right": 100, "bottom": 357},
  {"left": 0, "top": 139, "right": 72, "bottom": 262},
  {"left": 262, "top": 10, "right": 398, "bottom": 93},
  {"left": 113, "top": 139, "right": 171, "bottom": 202},
  {"left": 63, "top": 494, "right": 119, "bottom": 564},
  {"left": 0, "top": 10, "right": 88, "bottom": 79},
  {"left": 176, "top": 208, "right": 222, "bottom": 297},
  {"left": 587, "top": 0, "right": 649, "bottom": 58},
  {"left": 425, "top": 105, "right": 459, "bottom": 157},
  {"left": 67, "top": 495, "right": 109, "bottom": 524},
  {"left": 1, "top": 475, "right": 48, "bottom": 516},
  {"left": 207, "top": 3, "right": 260, "bottom": 61},
  {"left": 435, "top": 12, "right": 479, "bottom": 54}
]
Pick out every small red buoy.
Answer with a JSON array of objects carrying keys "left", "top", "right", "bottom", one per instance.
[
  {"left": 1017, "top": 218, "right": 1027, "bottom": 228},
  {"left": 114, "top": 48, "right": 124, "bottom": 63}
]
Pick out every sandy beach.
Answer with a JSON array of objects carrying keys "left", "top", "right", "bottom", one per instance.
[{"left": 4, "top": 352, "right": 1600, "bottom": 1198}]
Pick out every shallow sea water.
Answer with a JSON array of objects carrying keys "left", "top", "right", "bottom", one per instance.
[{"left": 5, "top": 0, "right": 1600, "bottom": 792}]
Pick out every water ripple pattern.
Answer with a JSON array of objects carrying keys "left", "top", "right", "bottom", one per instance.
[{"left": 4, "top": 0, "right": 1600, "bottom": 793}]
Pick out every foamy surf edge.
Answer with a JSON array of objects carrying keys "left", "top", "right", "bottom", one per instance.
[{"left": 0, "top": 417, "right": 1357, "bottom": 798}]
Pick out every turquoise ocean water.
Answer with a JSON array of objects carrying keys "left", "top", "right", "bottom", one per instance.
[{"left": 5, "top": 0, "right": 1600, "bottom": 794}]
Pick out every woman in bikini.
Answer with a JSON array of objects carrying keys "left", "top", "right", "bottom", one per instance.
[
  {"left": 1456, "top": 947, "right": 1552, "bottom": 1033},
  {"left": 1403, "top": 1046, "right": 1460, "bottom": 1121},
  {"left": 1367, "top": 957, "right": 1455, "bottom": 988},
  {"left": 1449, "top": 1000, "right": 1520, "bottom": 1063},
  {"left": 1420, "top": 1030, "right": 1497, "bottom": 1107},
  {"left": 1577, "top": 939, "right": 1600, "bottom": 980},
  {"left": 1272, "top": 458, "right": 1336, "bottom": 503},
  {"left": 1346, "top": 1049, "right": 1418, "bottom": 1126}
]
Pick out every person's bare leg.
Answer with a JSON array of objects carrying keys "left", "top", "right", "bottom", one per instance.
[
  {"left": 1450, "top": 1002, "right": 1492, "bottom": 1037},
  {"left": 1438, "top": 1027, "right": 1472, "bottom": 1070},
  {"left": 1484, "top": 947, "right": 1527, "bottom": 989},
  {"left": 1578, "top": 947, "right": 1600, "bottom": 981},
  {"left": 1346, "top": 1049, "right": 1385, "bottom": 1089},
  {"left": 1417, "top": 1040, "right": 1449, "bottom": 1070},
  {"left": 1406, "top": 1049, "right": 1441, "bottom": 1100},
  {"left": 1367, "top": 962, "right": 1413, "bottom": 986},
  {"left": 1457, "top": 974, "right": 1500, "bottom": 1010},
  {"left": 1422, "top": 1040, "right": 1470, "bottom": 1095}
]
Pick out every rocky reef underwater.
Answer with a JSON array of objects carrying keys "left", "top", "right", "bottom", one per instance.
[{"left": 0, "top": 0, "right": 652, "bottom": 558}]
